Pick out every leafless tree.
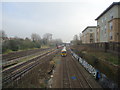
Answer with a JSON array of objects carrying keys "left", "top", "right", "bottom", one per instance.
[
  {"left": 43, "top": 33, "right": 52, "bottom": 41},
  {"left": 52, "top": 39, "right": 63, "bottom": 45},
  {"left": 31, "top": 33, "right": 41, "bottom": 42},
  {"left": 73, "top": 34, "right": 81, "bottom": 45},
  {"left": 43, "top": 33, "right": 52, "bottom": 45},
  {"left": 0, "top": 30, "right": 7, "bottom": 40},
  {"left": 73, "top": 34, "right": 79, "bottom": 41},
  {"left": 79, "top": 33, "right": 82, "bottom": 41}
]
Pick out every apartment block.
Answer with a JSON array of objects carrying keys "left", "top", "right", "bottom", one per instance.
[
  {"left": 81, "top": 26, "right": 97, "bottom": 44},
  {"left": 95, "top": 2, "right": 120, "bottom": 42}
]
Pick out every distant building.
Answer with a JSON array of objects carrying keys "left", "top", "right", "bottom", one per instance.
[
  {"left": 95, "top": 2, "right": 120, "bottom": 42},
  {"left": 81, "top": 26, "right": 97, "bottom": 44}
]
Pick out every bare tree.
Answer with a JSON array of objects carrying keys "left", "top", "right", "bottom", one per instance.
[
  {"left": 73, "top": 34, "right": 79, "bottom": 41},
  {"left": 0, "top": 30, "right": 7, "bottom": 40},
  {"left": 79, "top": 33, "right": 82, "bottom": 40},
  {"left": 52, "top": 39, "right": 63, "bottom": 45},
  {"left": 43, "top": 33, "right": 52, "bottom": 41},
  {"left": 73, "top": 34, "right": 81, "bottom": 45},
  {"left": 79, "top": 33, "right": 82, "bottom": 44},
  {"left": 31, "top": 33, "right": 41, "bottom": 42},
  {"left": 43, "top": 33, "right": 52, "bottom": 45}
]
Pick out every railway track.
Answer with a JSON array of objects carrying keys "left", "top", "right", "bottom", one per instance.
[
  {"left": 67, "top": 54, "right": 83, "bottom": 88},
  {"left": 70, "top": 52, "right": 92, "bottom": 88},
  {"left": 62, "top": 54, "right": 82, "bottom": 88},
  {"left": 2, "top": 48, "right": 50, "bottom": 61},
  {"left": 2, "top": 48, "right": 54, "bottom": 74},
  {"left": 2, "top": 48, "right": 59, "bottom": 87},
  {"left": 2, "top": 48, "right": 52, "bottom": 69},
  {"left": 62, "top": 56, "right": 71, "bottom": 88},
  {"left": 62, "top": 50, "right": 93, "bottom": 88}
]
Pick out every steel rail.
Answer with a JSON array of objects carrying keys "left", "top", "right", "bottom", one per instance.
[
  {"left": 70, "top": 52, "right": 92, "bottom": 88},
  {"left": 2, "top": 49, "right": 58, "bottom": 87},
  {"left": 67, "top": 54, "right": 83, "bottom": 88},
  {"left": 2, "top": 48, "right": 55, "bottom": 73},
  {"left": 2, "top": 48, "right": 53, "bottom": 69},
  {"left": 2, "top": 48, "right": 51, "bottom": 61},
  {"left": 62, "top": 57, "right": 72, "bottom": 88}
]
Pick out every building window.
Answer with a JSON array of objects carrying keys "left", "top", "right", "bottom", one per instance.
[
  {"left": 110, "top": 22, "right": 113, "bottom": 30},
  {"left": 110, "top": 32, "right": 113, "bottom": 40},
  {"left": 101, "top": 27, "right": 103, "bottom": 35},
  {"left": 104, "top": 17, "right": 107, "bottom": 25},
  {"left": 116, "top": 33, "right": 119, "bottom": 36},
  {"left": 105, "top": 17, "right": 107, "bottom": 21},
  {"left": 97, "top": 22, "right": 99, "bottom": 26},
  {"left": 110, "top": 36, "right": 113, "bottom": 40},
  {"left": 97, "top": 39, "right": 98, "bottom": 41},
  {"left": 105, "top": 25, "right": 106, "bottom": 33},
  {"left": 110, "top": 12, "right": 114, "bottom": 20},
  {"left": 102, "top": 18, "right": 104, "bottom": 23},
  {"left": 111, "top": 16, "right": 113, "bottom": 19},
  {"left": 110, "top": 14, "right": 113, "bottom": 19},
  {"left": 90, "top": 33, "right": 93, "bottom": 37},
  {"left": 90, "top": 39, "right": 93, "bottom": 43},
  {"left": 90, "top": 29, "right": 92, "bottom": 32}
]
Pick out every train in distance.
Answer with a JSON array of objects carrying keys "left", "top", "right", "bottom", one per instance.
[
  {"left": 56, "top": 45, "right": 64, "bottom": 49},
  {"left": 61, "top": 46, "right": 67, "bottom": 57}
]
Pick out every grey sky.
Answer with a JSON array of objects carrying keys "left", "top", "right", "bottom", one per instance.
[{"left": 1, "top": 0, "right": 119, "bottom": 43}]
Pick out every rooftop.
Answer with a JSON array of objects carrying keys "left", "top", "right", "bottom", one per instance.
[
  {"left": 82, "top": 26, "right": 97, "bottom": 33},
  {"left": 95, "top": 2, "right": 120, "bottom": 20}
]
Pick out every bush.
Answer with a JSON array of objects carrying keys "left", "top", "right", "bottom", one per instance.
[{"left": 2, "top": 38, "right": 41, "bottom": 53}]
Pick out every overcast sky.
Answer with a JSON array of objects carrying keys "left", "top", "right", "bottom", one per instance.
[{"left": 1, "top": 0, "right": 120, "bottom": 43}]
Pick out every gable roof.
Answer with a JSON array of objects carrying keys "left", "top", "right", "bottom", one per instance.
[{"left": 95, "top": 2, "right": 120, "bottom": 20}]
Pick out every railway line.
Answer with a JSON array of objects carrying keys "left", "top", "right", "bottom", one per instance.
[
  {"left": 62, "top": 52, "right": 90, "bottom": 88},
  {"left": 2, "top": 48, "right": 52, "bottom": 69},
  {"left": 3, "top": 48, "right": 54, "bottom": 73},
  {"left": 3, "top": 48, "right": 50, "bottom": 61},
  {"left": 62, "top": 55, "right": 71, "bottom": 88},
  {"left": 70, "top": 53, "right": 92, "bottom": 88},
  {"left": 2, "top": 48, "right": 60, "bottom": 88},
  {"left": 67, "top": 56, "right": 84, "bottom": 88},
  {"left": 53, "top": 47, "right": 102, "bottom": 88}
]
